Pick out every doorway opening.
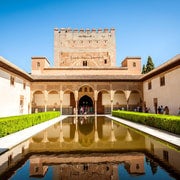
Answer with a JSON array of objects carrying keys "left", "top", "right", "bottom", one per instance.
[{"left": 79, "top": 95, "right": 93, "bottom": 114}]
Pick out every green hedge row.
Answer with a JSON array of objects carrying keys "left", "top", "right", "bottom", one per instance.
[
  {"left": 0, "top": 111, "right": 60, "bottom": 138},
  {"left": 112, "top": 110, "right": 180, "bottom": 135}
]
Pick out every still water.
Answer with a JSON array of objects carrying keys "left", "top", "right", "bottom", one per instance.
[{"left": 0, "top": 116, "right": 179, "bottom": 179}]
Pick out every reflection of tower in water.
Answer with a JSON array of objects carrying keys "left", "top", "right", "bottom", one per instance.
[{"left": 29, "top": 153, "right": 145, "bottom": 179}]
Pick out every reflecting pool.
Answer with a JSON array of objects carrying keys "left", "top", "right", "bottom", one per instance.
[{"left": 0, "top": 116, "right": 179, "bottom": 179}]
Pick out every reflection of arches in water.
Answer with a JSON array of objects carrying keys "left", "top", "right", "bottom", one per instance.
[
  {"left": 79, "top": 95, "right": 93, "bottom": 114},
  {"left": 78, "top": 117, "right": 94, "bottom": 135},
  {"left": 78, "top": 116, "right": 94, "bottom": 147}
]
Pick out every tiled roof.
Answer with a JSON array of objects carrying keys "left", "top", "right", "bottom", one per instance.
[{"left": 0, "top": 56, "right": 32, "bottom": 81}]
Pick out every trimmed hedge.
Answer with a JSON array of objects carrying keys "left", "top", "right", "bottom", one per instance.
[
  {"left": 0, "top": 111, "right": 60, "bottom": 138},
  {"left": 112, "top": 110, "right": 180, "bottom": 135}
]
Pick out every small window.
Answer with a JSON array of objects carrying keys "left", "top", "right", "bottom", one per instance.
[
  {"left": 148, "top": 81, "right": 152, "bottom": 90},
  {"left": 133, "top": 62, "right": 136, "bottom": 67},
  {"left": 10, "top": 76, "right": 15, "bottom": 86},
  {"left": 160, "top": 76, "right": 165, "bottom": 86},
  {"left": 20, "top": 99, "right": 24, "bottom": 106},
  {"left": 83, "top": 61, "right": 87, "bottom": 66},
  {"left": 104, "top": 59, "right": 107, "bottom": 64},
  {"left": 23, "top": 82, "right": 26, "bottom": 90},
  {"left": 35, "top": 167, "right": 39, "bottom": 173},
  {"left": 37, "top": 62, "right": 40, "bottom": 68},
  {"left": 84, "top": 87, "right": 87, "bottom": 92}
]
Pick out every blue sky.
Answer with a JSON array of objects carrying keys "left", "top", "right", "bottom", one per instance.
[{"left": 0, "top": 0, "right": 179, "bottom": 72}]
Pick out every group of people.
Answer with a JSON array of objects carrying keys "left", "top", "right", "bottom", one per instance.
[
  {"left": 79, "top": 106, "right": 93, "bottom": 115},
  {"left": 157, "top": 105, "right": 169, "bottom": 115}
]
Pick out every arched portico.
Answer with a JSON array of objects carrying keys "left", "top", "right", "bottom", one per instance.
[
  {"left": 78, "top": 95, "right": 94, "bottom": 114},
  {"left": 32, "top": 90, "right": 44, "bottom": 113},
  {"left": 62, "top": 90, "right": 75, "bottom": 114},
  {"left": 113, "top": 90, "right": 126, "bottom": 110},
  {"left": 47, "top": 90, "right": 59, "bottom": 111},
  {"left": 128, "top": 90, "right": 142, "bottom": 111},
  {"left": 31, "top": 83, "right": 143, "bottom": 114},
  {"left": 97, "top": 90, "right": 111, "bottom": 114}
]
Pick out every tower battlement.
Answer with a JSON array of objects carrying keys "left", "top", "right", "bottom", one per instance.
[{"left": 54, "top": 28, "right": 115, "bottom": 34}]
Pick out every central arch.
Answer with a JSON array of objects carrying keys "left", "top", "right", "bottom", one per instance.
[{"left": 78, "top": 95, "right": 93, "bottom": 114}]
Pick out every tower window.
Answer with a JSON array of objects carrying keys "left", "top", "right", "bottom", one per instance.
[
  {"left": 104, "top": 59, "right": 107, "bottom": 64},
  {"left": 133, "top": 62, "right": 136, "bottom": 67},
  {"left": 37, "top": 62, "right": 40, "bottom": 68},
  {"left": 83, "top": 61, "right": 87, "bottom": 66}
]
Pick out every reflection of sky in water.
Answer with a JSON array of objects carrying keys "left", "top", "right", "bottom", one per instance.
[
  {"left": 10, "top": 158, "right": 175, "bottom": 180},
  {"left": 11, "top": 161, "right": 53, "bottom": 180},
  {"left": 118, "top": 158, "right": 175, "bottom": 180}
]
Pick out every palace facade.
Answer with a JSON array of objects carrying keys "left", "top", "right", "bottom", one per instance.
[{"left": 0, "top": 28, "right": 179, "bottom": 117}]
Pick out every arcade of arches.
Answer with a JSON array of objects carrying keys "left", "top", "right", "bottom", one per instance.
[{"left": 31, "top": 83, "right": 142, "bottom": 115}]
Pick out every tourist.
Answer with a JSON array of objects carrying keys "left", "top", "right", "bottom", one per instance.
[
  {"left": 157, "top": 106, "right": 161, "bottom": 114},
  {"left": 145, "top": 107, "right": 150, "bottom": 113},
  {"left": 178, "top": 107, "right": 180, "bottom": 116},
  {"left": 160, "top": 105, "right": 164, "bottom": 114},
  {"left": 164, "top": 106, "right": 169, "bottom": 115}
]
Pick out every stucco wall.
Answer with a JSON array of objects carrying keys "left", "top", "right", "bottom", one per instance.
[
  {"left": 0, "top": 69, "right": 31, "bottom": 117},
  {"left": 143, "top": 67, "right": 180, "bottom": 115}
]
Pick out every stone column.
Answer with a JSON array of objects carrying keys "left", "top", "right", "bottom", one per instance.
[
  {"left": 30, "top": 91, "right": 34, "bottom": 114},
  {"left": 74, "top": 90, "right": 78, "bottom": 116},
  {"left": 44, "top": 90, "right": 48, "bottom": 112},
  {"left": 110, "top": 90, "right": 115, "bottom": 113},
  {"left": 124, "top": 90, "right": 131, "bottom": 110},
  {"left": 59, "top": 90, "right": 64, "bottom": 114}
]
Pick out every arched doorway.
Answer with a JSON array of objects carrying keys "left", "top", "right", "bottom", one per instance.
[{"left": 78, "top": 95, "right": 93, "bottom": 114}]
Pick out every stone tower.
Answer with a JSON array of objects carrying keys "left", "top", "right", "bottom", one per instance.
[{"left": 54, "top": 28, "right": 116, "bottom": 68}]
